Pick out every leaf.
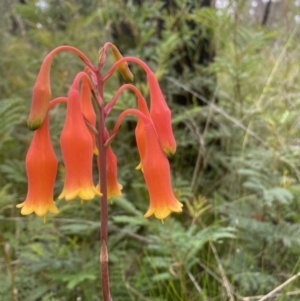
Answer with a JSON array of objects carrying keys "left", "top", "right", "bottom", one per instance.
[
  {"left": 263, "top": 187, "right": 293, "bottom": 205},
  {"left": 112, "top": 215, "right": 148, "bottom": 226}
]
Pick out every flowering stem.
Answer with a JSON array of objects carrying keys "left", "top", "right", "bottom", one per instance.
[{"left": 96, "top": 72, "right": 111, "bottom": 301}]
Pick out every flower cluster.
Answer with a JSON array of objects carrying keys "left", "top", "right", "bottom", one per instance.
[{"left": 17, "top": 43, "right": 182, "bottom": 220}]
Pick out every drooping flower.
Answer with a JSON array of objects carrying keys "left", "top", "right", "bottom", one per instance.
[
  {"left": 80, "top": 75, "right": 98, "bottom": 154},
  {"left": 59, "top": 88, "right": 101, "bottom": 201},
  {"left": 139, "top": 122, "right": 182, "bottom": 220},
  {"left": 135, "top": 92, "right": 150, "bottom": 170},
  {"left": 106, "top": 145, "right": 123, "bottom": 199},
  {"left": 147, "top": 71, "right": 176, "bottom": 155},
  {"left": 97, "top": 130, "right": 123, "bottom": 199},
  {"left": 17, "top": 115, "right": 59, "bottom": 217},
  {"left": 27, "top": 53, "right": 53, "bottom": 130}
]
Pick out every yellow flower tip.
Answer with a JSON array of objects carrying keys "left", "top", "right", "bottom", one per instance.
[
  {"left": 78, "top": 186, "right": 102, "bottom": 200},
  {"left": 49, "top": 202, "right": 60, "bottom": 214},
  {"left": 58, "top": 189, "right": 76, "bottom": 201},
  {"left": 163, "top": 145, "right": 176, "bottom": 156},
  {"left": 171, "top": 202, "right": 183, "bottom": 213},
  {"left": 143, "top": 207, "right": 155, "bottom": 218},
  {"left": 135, "top": 162, "right": 143, "bottom": 170},
  {"left": 107, "top": 183, "right": 123, "bottom": 200},
  {"left": 16, "top": 202, "right": 34, "bottom": 215},
  {"left": 34, "top": 202, "right": 59, "bottom": 217},
  {"left": 16, "top": 202, "right": 24, "bottom": 209},
  {"left": 144, "top": 202, "right": 183, "bottom": 220},
  {"left": 59, "top": 185, "right": 102, "bottom": 201},
  {"left": 27, "top": 118, "right": 44, "bottom": 131},
  {"left": 58, "top": 192, "right": 65, "bottom": 200},
  {"left": 153, "top": 207, "right": 172, "bottom": 220},
  {"left": 16, "top": 200, "right": 59, "bottom": 218},
  {"left": 93, "top": 146, "right": 99, "bottom": 156}
]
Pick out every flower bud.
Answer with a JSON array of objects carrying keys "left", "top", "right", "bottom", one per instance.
[
  {"left": 27, "top": 54, "right": 53, "bottom": 130},
  {"left": 110, "top": 44, "right": 133, "bottom": 82}
]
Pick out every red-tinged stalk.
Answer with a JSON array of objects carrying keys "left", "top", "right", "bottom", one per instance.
[
  {"left": 95, "top": 69, "right": 111, "bottom": 301},
  {"left": 71, "top": 71, "right": 95, "bottom": 93},
  {"left": 105, "top": 84, "right": 148, "bottom": 115},
  {"left": 111, "top": 108, "right": 153, "bottom": 137},
  {"left": 47, "top": 45, "right": 96, "bottom": 72},
  {"left": 48, "top": 97, "right": 68, "bottom": 109}
]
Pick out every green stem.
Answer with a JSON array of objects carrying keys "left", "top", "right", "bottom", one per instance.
[{"left": 0, "top": 234, "right": 17, "bottom": 301}]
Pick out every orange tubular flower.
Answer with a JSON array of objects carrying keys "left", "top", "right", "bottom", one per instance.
[
  {"left": 59, "top": 88, "right": 101, "bottom": 201},
  {"left": 135, "top": 93, "right": 151, "bottom": 170},
  {"left": 17, "top": 115, "right": 59, "bottom": 217},
  {"left": 141, "top": 122, "right": 182, "bottom": 220},
  {"left": 147, "top": 71, "right": 176, "bottom": 155},
  {"left": 80, "top": 75, "right": 98, "bottom": 154},
  {"left": 27, "top": 53, "right": 53, "bottom": 130},
  {"left": 106, "top": 145, "right": 123, "bottom": 199},
  {"left": 97, "top": 130, "right": 122, "bottom": 199}
]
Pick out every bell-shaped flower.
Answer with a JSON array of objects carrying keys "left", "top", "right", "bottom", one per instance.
[
  {"left": 140, "top": 122, "right": 182, "bottom": 220},
  {"left": 27, "top": 53, "right": 53, "bottom": 130},
  {"left": 80, "top": 75, "right": 98, "bottom": 154},
  {"left": 106, "top": 145, "right": 123, "bottom": 199},
  {"left": 59, "top": 88, "right": 101, "bottom": 201},
  {"left": 17, "top": 115, "right": 59, "bottom": 217},
  {"left": 147, "top": 71, "right": 176, "bottom": 155}
]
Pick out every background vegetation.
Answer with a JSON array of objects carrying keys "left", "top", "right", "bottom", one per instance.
[{"left": 1, "top": 0, "right": 300, "bottom": 300}]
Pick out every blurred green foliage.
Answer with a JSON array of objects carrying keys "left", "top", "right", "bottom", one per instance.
[{"left": 1, "top": 0, "right": 300, "bottom": 300}]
